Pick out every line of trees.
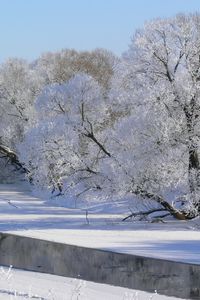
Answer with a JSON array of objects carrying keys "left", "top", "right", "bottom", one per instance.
[{"left": 1, "top": 13, "right": 200, "bottom": 220}]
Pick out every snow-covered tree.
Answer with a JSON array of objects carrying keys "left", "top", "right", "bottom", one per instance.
[
  {"left": 35, "top": 48, "right": 118, "bottom": 91},
  {"left": 0, "top": 58, "right": 42, "bottom": 179},
  {"left": 19, "top": 74, "right": 112, "bottom": 197},
  {"left": 106, "top": 13, "right": 200, "bottom": 219},
  {"left": 0, "top": 49, "right": 118, "bottom": 184}
]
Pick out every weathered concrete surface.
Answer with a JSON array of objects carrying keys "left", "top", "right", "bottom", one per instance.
[{"left": 0, "top": 232, "right": 199, "bottom": 299}]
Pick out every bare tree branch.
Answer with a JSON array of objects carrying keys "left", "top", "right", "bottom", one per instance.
[{"left": 122, "top": 208, "right": 167, "bottom": 221}]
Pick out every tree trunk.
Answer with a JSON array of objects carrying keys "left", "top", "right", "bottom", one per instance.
[
  {"left": 184, "top": 102, "right": 200, "bottom": 213},
  {"left": 188, "top": 146, "right": 200, "bottom": 212},
  {"left": 0, "top": 144, "right": 28, "bottom": 174}
]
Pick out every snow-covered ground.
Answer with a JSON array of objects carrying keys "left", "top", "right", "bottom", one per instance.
[
  {"left": 0, "top": 184, "right": 199, "bottom": 299},
  {"left": 0, "top": 184, "right": 200, "bottom": 264},
  {"left": 0, "top": 265, "right": 186, "bottom": 300}
]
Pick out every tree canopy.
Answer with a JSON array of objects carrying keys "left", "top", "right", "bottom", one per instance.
[{"left": 1, "top": 14, "right": 200, "bottom": 220}]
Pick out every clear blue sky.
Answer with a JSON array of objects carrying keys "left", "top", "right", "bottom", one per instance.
[{"left": 0, "top": 0, "right": 200, "bottom": 62}]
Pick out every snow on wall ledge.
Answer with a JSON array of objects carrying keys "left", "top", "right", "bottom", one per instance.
[{"left": 0, "top": 232, "right": 199, "bottom": 299}]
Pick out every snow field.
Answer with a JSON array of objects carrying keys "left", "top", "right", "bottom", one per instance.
[{"left": 0, "top": 266, "right": 186, "bottom": 300}]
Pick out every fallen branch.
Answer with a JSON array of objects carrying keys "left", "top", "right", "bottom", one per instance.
[
  {"left": 7, "top": 200, "right": 18, "bottom": 209},
  {"left": 133, "top": 187, "right": 188, "bottom": 220},
  {"left": 154, "top": 213, "right": 171, "bottom": 219},
  {"left": 122, "top": 208, "right": 167, "bottom": 221}
]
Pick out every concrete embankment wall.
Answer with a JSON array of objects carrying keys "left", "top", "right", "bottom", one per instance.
[{"left": 0, "top": 232, "right": 199, "bottom": 299}]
